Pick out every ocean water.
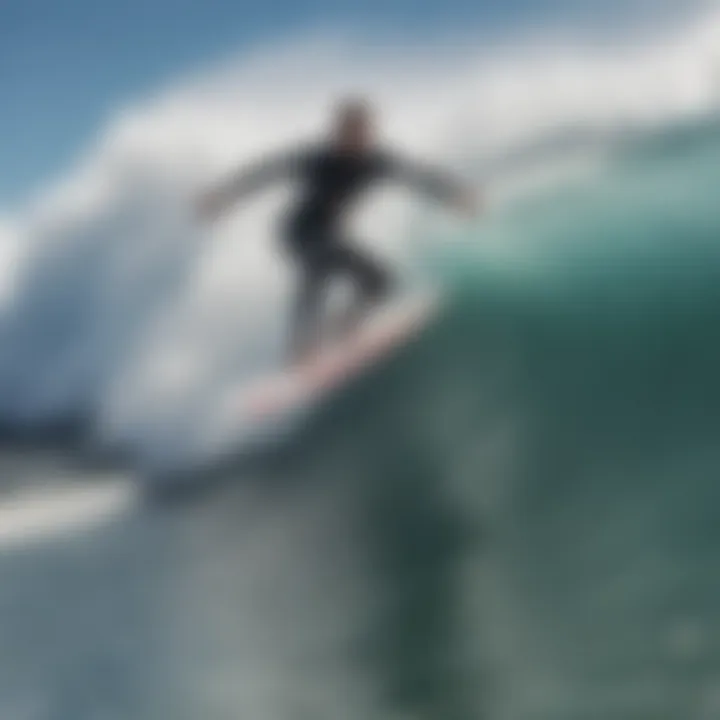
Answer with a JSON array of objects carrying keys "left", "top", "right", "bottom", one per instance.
[{"left": 2, "top": 9, "right": 720, "bottom": 720}]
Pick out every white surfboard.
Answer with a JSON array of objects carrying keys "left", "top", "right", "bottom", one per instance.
[{"left": 236, "top": 293, "right": 440, "bottom": 422}]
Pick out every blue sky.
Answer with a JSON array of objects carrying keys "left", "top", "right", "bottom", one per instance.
[{"left": 0, "top": 0, "right": 699, "bottom": 206}]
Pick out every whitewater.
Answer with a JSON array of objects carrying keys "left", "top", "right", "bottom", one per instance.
[{"left": 1, "top": 6, "right": 720, "bottom": 720}]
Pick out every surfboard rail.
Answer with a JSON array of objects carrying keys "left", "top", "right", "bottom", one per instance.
[{"left": 237, "top": 293, "right": 440, "bottom": 421}]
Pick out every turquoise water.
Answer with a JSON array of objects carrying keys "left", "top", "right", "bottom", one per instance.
[{"left": 1, "top": 115, "right": 720, "bottom": 719}]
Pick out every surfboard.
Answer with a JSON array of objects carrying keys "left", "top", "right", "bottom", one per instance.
[{"left": 236, "top": 293, "right": 440, "bottom": 423}]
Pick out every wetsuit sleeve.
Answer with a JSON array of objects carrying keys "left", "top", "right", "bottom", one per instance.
[
  {"left": 208, "top": 148, "right": 312, "bottom": 208},
  {"left": 379, "top": 152, "right": 465, "bottom": 205}
]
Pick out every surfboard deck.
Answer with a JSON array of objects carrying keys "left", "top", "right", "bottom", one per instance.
[{"left": 237, "top": 293, "right": 440, "bottom": 422}]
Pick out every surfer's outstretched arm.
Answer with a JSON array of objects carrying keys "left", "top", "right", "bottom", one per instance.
[
  {"left": 382, "top": 154, "right": 480, "bottom": 216},
  {"left": 196, "top": 149, "right": 308, "bottom": 221}
]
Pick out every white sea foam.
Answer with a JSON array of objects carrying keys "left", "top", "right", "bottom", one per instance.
[{"left": 0, "top": 479, "right": 137, "bottom": 549}]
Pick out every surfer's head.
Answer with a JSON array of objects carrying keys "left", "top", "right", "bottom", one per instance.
[{"left": 333, "top": 98, "right": 374, "bottom": 153}]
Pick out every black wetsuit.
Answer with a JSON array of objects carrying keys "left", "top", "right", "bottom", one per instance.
[{"left": 216, "top": 144, "right": 462, "bottom": 359}]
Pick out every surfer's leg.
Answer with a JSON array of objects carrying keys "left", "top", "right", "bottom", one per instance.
[
  {"left": 290, "top": 261, "right": 327, "bottom": 364},
  {"left": 287, "top": 237, "right": 392, "bottom": 357},
  {"left": 332, "top": 243, "right": 393, "bottom": 336}
]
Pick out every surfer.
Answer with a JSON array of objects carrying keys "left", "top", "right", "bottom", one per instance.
[{"left": 197, "top": 98, "right": 479, "bottom": 363}]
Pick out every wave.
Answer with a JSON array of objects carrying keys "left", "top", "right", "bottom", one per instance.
[
  {"left": 2, "top": 17, "right": 720, "bottom": 717},
  {"left": 0, "top": 10, "right": 719, "bottom": 472}
]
